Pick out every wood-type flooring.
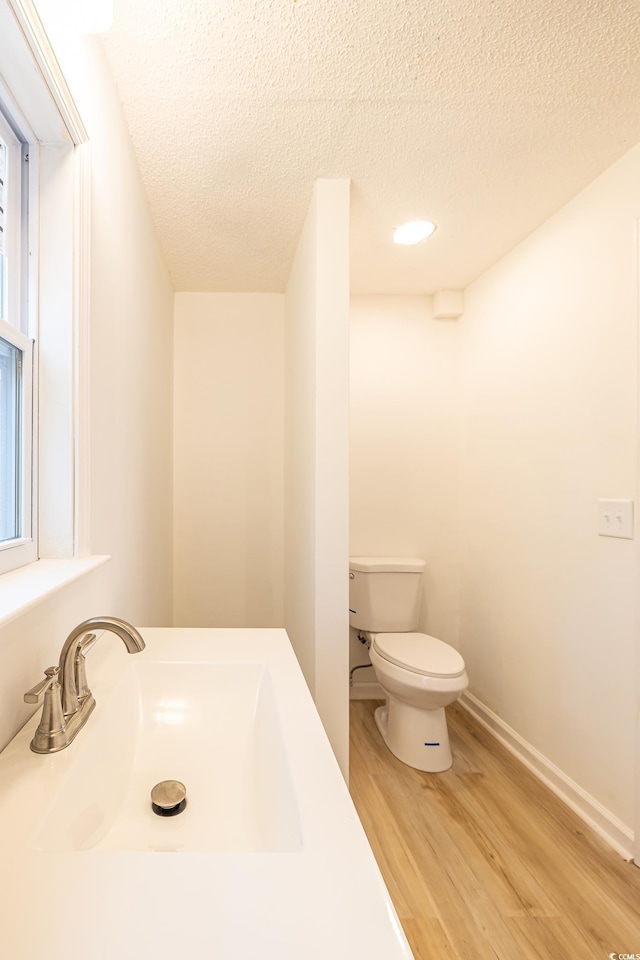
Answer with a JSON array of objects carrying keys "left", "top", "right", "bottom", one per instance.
[{"left": 349, "top": 699, "right": 640, "bottom": 960}]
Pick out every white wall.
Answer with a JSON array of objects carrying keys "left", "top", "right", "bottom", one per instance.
[
  {"left": 349, "top": 296, "right": 460, "bottom": 683},
  {"left": 0, "top": 24, "right": 174, "bottom": 749},
  {"left": 459, "top": 141, "right": 640, "bottom": 832},
  {"left": 173, "top": 293, "right": 284, "bottom": 627},
  {"left": 83, "top": 40, "right": 174, "bottom": 627},
  {"left": 284, "top": 179, "right": 350, "bottom": 777}
]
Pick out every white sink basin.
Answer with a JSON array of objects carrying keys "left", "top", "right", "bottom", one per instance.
[
  {"left": 34, "top": 660, "right": 301, "bottom": 853},
  {"left": 0, "top": 628, "right": 414, "bottom": 960}
]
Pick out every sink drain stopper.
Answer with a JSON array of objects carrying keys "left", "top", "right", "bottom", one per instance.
[{"left": 151, "top": 780, "right": 187, "bottom": 817}]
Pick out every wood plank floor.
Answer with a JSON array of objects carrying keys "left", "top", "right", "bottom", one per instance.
[{"left": 349, "top": 699, "right": 640, "bottom": 960}]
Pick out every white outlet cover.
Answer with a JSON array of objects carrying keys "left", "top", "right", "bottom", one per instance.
[{"left": 597, "top": 499, "right": 634, "bottom": 539}]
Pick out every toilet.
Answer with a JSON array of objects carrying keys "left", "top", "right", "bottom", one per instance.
[{"left": 349, "top": 556, "right": 468, "bottom": 772}]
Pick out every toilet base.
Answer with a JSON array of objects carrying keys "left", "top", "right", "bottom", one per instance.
[{"left": 374, "top": 698, "right": 453, "bottom": 773}]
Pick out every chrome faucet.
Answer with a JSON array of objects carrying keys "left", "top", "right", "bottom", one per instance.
[{"left": 24, "top": 617, "right": 145, "bottom": 754}]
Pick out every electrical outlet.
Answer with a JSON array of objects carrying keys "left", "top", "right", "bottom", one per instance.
[{"left": 597, "top": 499, "right": 634, "bottom": 539}]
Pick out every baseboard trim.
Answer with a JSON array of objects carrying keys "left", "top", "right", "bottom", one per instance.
[
  {"left": 349, "top": 680, "right": 384, "bottom": 700},
  {"left": 459, "top": 691, "right": 634, "bottom": 861}
]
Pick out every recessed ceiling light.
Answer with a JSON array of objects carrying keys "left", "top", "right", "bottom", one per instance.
[{"left": 392, "top": 220, "right": 437, "bottom": 245}]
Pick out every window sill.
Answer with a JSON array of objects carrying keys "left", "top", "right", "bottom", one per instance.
[{"left": 0, "top": 556, "right": 111, "bottom": 630}]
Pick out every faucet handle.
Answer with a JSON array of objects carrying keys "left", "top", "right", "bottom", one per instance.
[
  {"left": 24, "top": 666, "right": 60, "bottom": 704},
  {"left": 75, "top": 633, "right": 97, "bottom": 700},
  {"left": 77, "top": 632, "right": 98, "bottom": 656},
  {"left": 24, "top": 666, "right": 68, "bottom": 754}
]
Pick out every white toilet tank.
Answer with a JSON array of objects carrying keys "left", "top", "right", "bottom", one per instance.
[{"left": 349, "top": 557, "right": 426, "bottom": 633}]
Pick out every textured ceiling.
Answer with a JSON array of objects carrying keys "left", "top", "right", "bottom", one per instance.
[{"left": 103, "top": 0, "right": 640, "bottom": 294}]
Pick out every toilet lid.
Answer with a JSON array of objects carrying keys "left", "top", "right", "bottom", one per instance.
[{"left": 372, "top": 633, "right": 466, "bottom": 679}]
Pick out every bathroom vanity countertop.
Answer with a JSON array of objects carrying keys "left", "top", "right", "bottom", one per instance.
[{"left": 0, "top": 628, "right": 413, "bottom": 960}]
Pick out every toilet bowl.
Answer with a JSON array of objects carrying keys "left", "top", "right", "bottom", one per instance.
[
  {"left": 369, "top": 632, "right": 468, "bottom": 772},
  {"left": 348, "top": 556, "right": 469, "bottom": 773}
]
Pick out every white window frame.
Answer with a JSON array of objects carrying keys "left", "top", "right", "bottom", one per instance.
[
  {"left": 0, "top": 102, "right": 37, "bottom": 574},
  {"left": 0, "top": 319, "right": 35, "bottom": 568},
  {"left": 0, "top": 109, "right": 23, "bottom": 327},
  {"left": 0, "top": 0, "right": 91, "bottom": 578}
]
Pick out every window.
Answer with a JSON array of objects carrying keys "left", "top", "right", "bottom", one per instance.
[
  {"left": 0, "top": 104, "right": 35, "bottom": 574},
  {"left": 0, "top": 0, "right": 91, "bottom": 580}
]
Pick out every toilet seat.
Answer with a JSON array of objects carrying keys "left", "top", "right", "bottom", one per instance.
[{"left": 372, "top": 632, "right": 465, "bottom": 679}]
